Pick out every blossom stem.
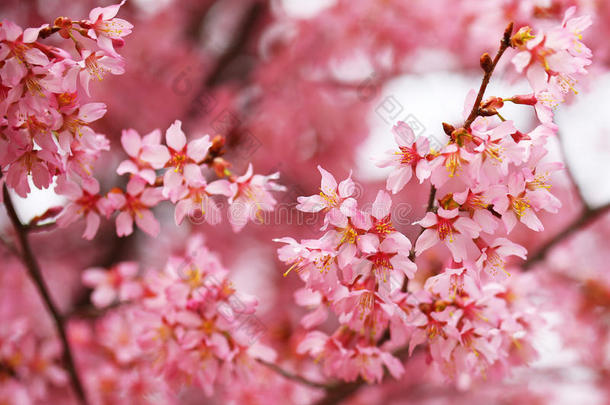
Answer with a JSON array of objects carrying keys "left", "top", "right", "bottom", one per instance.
[
  {"left": 463, "top": 22, "right": 514, "bottom": 129},
  {"left": 2, "top": 185, "right": 88, "bottom": 405},
  {"left": 523, "top": 202, "right": 610, "bottom": 269},
  {"left": 409, "top": 185, "right": 437, "bottom": 261}
]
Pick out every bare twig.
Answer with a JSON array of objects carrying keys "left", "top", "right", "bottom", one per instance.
[
  {"left": 408, "top": 185, "right": 437, "bottom": 261},
  {"left": 257, "top": 359, "right": 334, "bottom": 390},
  {"left": 2, "top": 186, "right": 88, "bottom": 405},
  {"left": 463, "top": 22, "right": 514, "bottom": 129},
  {"left": 557, "top": 131, "right": 590, "bottom": 211},
  {"left": 523, "top": 202, "right": 610, "bottom": 269},
  {"left": 186, "top": 1, "right": 266, "bottom": 119},
  {"left": 25, "top": 221, "right": 57, "bottom": 233}
]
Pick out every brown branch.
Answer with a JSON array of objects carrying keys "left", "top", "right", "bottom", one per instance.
[
  {"left": 557, "top": 131, "right": 590, "bottom": 211},
  {"left": 2, "top": 186, "right": 88, "bottom": 405},
  {"left": 463, "top": 22, "right": 514, "bottom": 129},
  {"left": 257, "top": 359, "right": 334, "bottom": 390},
  {"left": 313, "top": 380, "right": 366, "bottom": 405},
  {"left": 408, "top": 185, "right": 437, "bottom": 261},
  {"left": 523, "top": 202, "right": 610, "bottom": 270},
  {"left": 186, "top": 1, "right": 266, "bottom": 119},
  {"left": 25, "top": 221, "right": 57, "bottom": 233}
]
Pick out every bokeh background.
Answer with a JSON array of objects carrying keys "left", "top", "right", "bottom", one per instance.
[{"left": 1, "top": 0, "right": 610, "bottom": 404}]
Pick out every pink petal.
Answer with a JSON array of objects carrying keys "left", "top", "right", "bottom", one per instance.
[
  {"left": 183, "top": 163, "right": 205, "bottom": 187},
  {"left": 116, "top": 159, "right": 138, "bottom": 176},
  {"left": 317, "top": 166, "right": 337, "bottom": 195},
  {"left": 392, "top": 121, "right": 415, "bottom": 146},
  {"left": 165, "top": 120, "right": 186, "bottom": 151},
  {"left": 135, "top": 209, "right": 160, "bottom": 236},
  {"left": 140, "top": 145, "right": 170, "bottom": 169},
  {"left": 115, "top": 211, "right": 133, "bottom": 237},
  {"left": 120, "top": 129, "right": 142, "bottom": 157},
  {"left": 83, "top": 212, "right": 100, "bottom": 240},
  {"left": 415, "top": 228, "right": 439, "bottom": 256},
  {"left": 372, "top": 190, "right": 392, "bottom": 219},
  {"left": 91, "top": 285, "right": 116, "bottom": 308},
  {"left": 337, "top": 175, "right": 355, "bottom": 198},
  {"left": 206, "top": 179, "right": 234, "bottom": 197},
  {"left": 186, "top": 135, "right": 212, "bottom": 163},
  {"left": 78, "top": 103, "right": 107, "bottom": 123},
  {"left": 358, "top": 233, "right": 380, "bottom": 254},
  {"left": 386, "top": 166, "right": 412, "bottom": 194}
]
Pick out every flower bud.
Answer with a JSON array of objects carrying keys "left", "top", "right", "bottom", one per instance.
[
  {"left": 481, "top": 96, "right": 504, "bottom": 110},
  {"left": 480, "top": 53, "right": 493, "bottom": 73},
  {"left": 508, "top": 94, "right": 537, "bottom": 105},
  {"left": 442, "top": 122, "right": 455, "bottom": 136}
]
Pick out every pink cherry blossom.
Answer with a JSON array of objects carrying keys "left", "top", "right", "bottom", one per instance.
[
  {"left": 376, "top": 121, "right": 431, "bottom": 193},
  {"left": 141, "top": 120, "right": 212, "bottom": 202},
  {"left": 82, "top": 262, "right": 142, "bottom": 308},
  {"left": 414, "top": 208, "right": 481, "bottom": 262},
  {"left": 108, "top": 177, "right": 165, "bottom": 237},
  {"left": 54, "top": 176, "right": 111, "bottom": 240},
  {"left": 297, "top": 166, "right": 357, "bottom": 229},
  {"left": 117, "top": 128, "right": 162, "bottom": 185},
  {"left": 85, "top": 0, "right": 133, "bottom": 56},
  {"left": 227, "top": 164, "right": 285, "bottom": 232}
]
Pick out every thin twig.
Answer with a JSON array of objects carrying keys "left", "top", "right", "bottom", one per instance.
[
  {"left": 557, "top": 131, "right": 590, "bottom": 211},
  {"left": 2, "top": 186, "right": 88, "bottom": 405},
  {"left": 523, "top": 202, "right": 610, "bottom": 269},
  {"left": 463, "top": 22, "right": 514, "bottom": 129},
  {"left": 186, "top": 1, "right": 266, "bottom": 119},
  {"left": 257, "top": 359, "right": 334, "bottom": 390},
  {"left": 25, "top": 221, "right": 57, "bottom": 233},
  {"left": 408, "top": 185, "right": 437, "bottom": 261}
]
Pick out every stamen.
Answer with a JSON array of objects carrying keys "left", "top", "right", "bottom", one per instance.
[{"left": 511, "top": 197, "right": 530, "bottom": 217}]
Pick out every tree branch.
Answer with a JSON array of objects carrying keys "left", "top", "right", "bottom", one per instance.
[
  {"left": 523, "top": 202, "right": 610, "bottom": 269},
  {"left": 463, "top": 22, "right": 514, "bottom": 129},
  {"left": 409, "top": 185, "right": 437, "bottom": 261},
  {"left": 557, "top": 131, "right": 590, "bottom": 211},
  {"left": 186, "top": 1, "right": 266, "bottom": 119},
  {"left": 2, "top": 186, "right": 88, "bottom": 405},
  {"left": 257, "top": 359, "right": 334, "bottom": 390}
]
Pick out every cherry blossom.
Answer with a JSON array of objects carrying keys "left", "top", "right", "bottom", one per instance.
[{"left": 376, "top": 121, "right": 431, "bottom": 193}]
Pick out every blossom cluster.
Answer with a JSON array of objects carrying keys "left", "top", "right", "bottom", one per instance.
[
  {"left": 77, "top": 235, "right": 276, "bottom": 401},
  {"left": 0, "top": 2, "right": 130, "bottom": 199},
  {"left": 111, "top": 120, "right": 285, "bottom": 235},
  {"left": 0, "top": 319, "right": 67, "bottom": 402},
  {"left": 0, "top": 1, "right": 602, "bottom": 404},
  {"left": 277, "top": 7, "right": 592, "bottom": 386},
  {"left": 0, "top": 2, "right": 284, "bottom": 240}
]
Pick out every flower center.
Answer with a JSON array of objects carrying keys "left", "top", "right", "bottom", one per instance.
[
  {"left": 437, "top": 218, "right": 454, "bottom": 242},
  {"left": 511, "top": 196, "right": 530, "bottom": 217},
  {"left": 398, "top": 146, "right": 417, "bottom": 165},
  {"left": 85, "top": 55, "right": 107, "bottom": 81}
]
